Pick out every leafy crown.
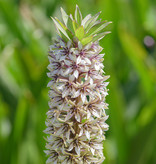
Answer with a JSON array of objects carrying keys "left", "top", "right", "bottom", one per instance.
[{"left": 51, "top": 5, "right": 112, "bottom": 46}]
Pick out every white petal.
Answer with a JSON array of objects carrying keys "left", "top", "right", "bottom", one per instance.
[
  {"left": 70, "top": 127, "right": 75, "bottom": 134},
  {"left": 46, "top": 157, "right": 52, "bottom": 163},
  {"left": 60, "top": 40, "right": 65, "bottom": 47},
  {"left": 75, "top": 112, "right": 81, "bottom": 122},
  {"left": 79, "top": 65, "right": 89, "bottom": 72},
  {"left": 92, "top": 143, "right": 103, "bottom": 149},
  {"left": 103, "top": 75, "right": 110, "bottom": 81},
  {"left": 96, "top": 92, "right": 101, "bottom": 99},
  {"left": 85, "top": 58, "right": 91, "bottom": 64},
  {"left": 47, "top": 72, "right": 52, "bottom": 78},
  {"left": 62, "top": 89, "right": 69, "bottom": 98},
  {"left": 47, "top": 64, "right": 53, "bottom": 71},
  {"left": 64, "top": 60, "right": 72, "bottom": 66},
  {"left": 65, "top": 111, "right": 74, "bottom": 121},
  {"left": 78, "top": 41, "right": 82, "bottom": 50},
  {"left": 92, "top": 109, "right": 100, "bottom": 118},
  {"left": 79, "top": 129, "right": 83, "bottom": 136},
  {"left": 66, "top": 130, "right": 70, "bottom": 141},
  {"left": 77, "top": 100, "right": 83, "bottom": 107},
  {"left": 87, "top": 110, "right": 91, "bottom": 119},
  {"left": 63, "top": 67, "right": 71, "bottom": 75},
  {"left": 90, "top": 78, "right": 93, "bottom": 85},
  {"left": 58, "top": 104, "right": 64, "bottom": 111},
  {"left": 60, "top": 55, "right": 66, "bottom": 61},
  {"left": 72, "top": 90, "right": 80, "bottom": 98},
  {"left": 80, "top": 60, "right": 86, "bottom": 65},
  {"left": 76, "top": 56, "right": 81, "bottom": 64},
  {"left": 81, "top": 93, "right": 86, "bottom": 103},
  {"left": 55, "top": 126, "right": 64, "bottom": 135},
  {"left": 56, "top": 83, "right": 65, "bottom": 90},
  {"left": 94, "top": 74, "right": 103, "bottom": 79},
  {"left": 47, "top": 81, "right": 53, "bottom": 87},
  {"left": 75, "top": 146, "right": 80, "bottom": 155},
  {"left": 95, "top": 63, "right": 100, "bottom": 70},
  {"left": 62, "top": 159, "right": 67, "bottom": 164},
  {"left": 85, "top": 130, "right": 90, "bottom": 139},
  {"left": 103, "top": 123, "right": 109, "bottom": 129},
  {"left": 85, "top": 73, "right": 88, "bottom": 80},
  {"left": 73, "top": 70, "right": 79, "bottom": 79},
  {"left": 90, "top": 147, "right": 95, "bottom": 155},
  {"left": 84, "top": 42, "right": 92, "bottom": 50},
  {"left": 68, "top": 143, "right": 74, "bottom": 151},
  {"left": 69, "top": 74, "right": 75, "bottom": 81},
  {"left": 69, "top": 53, "right": 76, "bottom": 61},
  {"left": 53, "top": 160, "right": 57, "bottom": 164},
  {"left": 104, "top": 82, "right": 109, "bottom": 87}
]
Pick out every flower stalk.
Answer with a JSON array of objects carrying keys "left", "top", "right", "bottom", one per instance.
[{"left": 44, "top": 5, "right": 111, "bottom": 164}]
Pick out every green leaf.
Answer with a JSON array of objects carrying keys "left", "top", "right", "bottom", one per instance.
[
  {"left": 67, "top": 16, "right": 75, "bottom": 34},
  {"left": 55, "top": 17, "right": 74, "bottom": 39},
  {"left": 81, "top": 36, "right": 93, "bottom": 45},
  {"left": 72, "top": 20, "right": 79, "bottom": 32},
  {"left": 75, "top": 4, "right": 82, "bottom": 25},
  {"left": 52, "top": 17, "right": 74, "bottom": 41},
  {"left": 118, "top": 27, "right": 154, "bottom": 98},
  {"left": 84, "top": 12, "right": 101, "bottom": 32},
  {"left": 60, "top": 7, "right": 68, "bottom": 26},
  {"left": 75, "top": 26, "right": 85, "bottom": 40},
  {"left": 92, "top": 31, "right": 111, "bottom": 42},
  {"left": 52, "top": 21, "right": 68, "bottom": 42},
  {"left": 88, "top": 21, "right": 112, "bottom": 36},
  {"left": 126, "top": 116, "right": 156, "bottom": 164},
  {"left": 137, "top": 96, "right": 156, "bottom": 127},
  {"left": 58, "top": 30, "right": 69, "bottom": 42},
  {"left": 85, "top": 21, "right": 104, "bottom": 37},
  {"left": 13, "top": 98, "right": 28, "bottom": 141},
  {"left": 51, "top": 17, "right": 70, "bottom": 40},
  {"left": 81, "top": 14, "right": 91, "bottom": 26}
]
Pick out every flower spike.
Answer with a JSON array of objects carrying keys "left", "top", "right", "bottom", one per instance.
[{"left": 45, "top": 5, "right": 111, "bottom": 164}]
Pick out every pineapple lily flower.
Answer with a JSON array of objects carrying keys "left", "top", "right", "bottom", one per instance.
[{"left": 44, "top": 5, "right": 111, "bottom": 164}]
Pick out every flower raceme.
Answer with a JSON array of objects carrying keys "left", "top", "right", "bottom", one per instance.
[{"left": 44, "top": 5, "right": 111, "bottom": 164}]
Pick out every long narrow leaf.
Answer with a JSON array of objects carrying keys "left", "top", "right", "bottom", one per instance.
[
  {"left": 81, "top": 14, "right": 92, "bottom": 26},
  {"left": 55, "top": 17, "right": 73, "bottom": 39},
  {"left": 60, "top": 7, "right": 68, "bottom": 26},
  {"left": 85, "top": 21, "right": 105, "bottom": 37},
  {"left": 75, "top": 26, "right": 85, "bottom": 40},
  {"left": 89, "top": 21, "right": 112, "bottom": 36},
  {"left": 51, "top": 17, "right": 70, "bottom": 40},
  {"left": 75, "top": 4, "right": 82, "bottom": 25},
  {"left": 118, "top": 27, "right": 154, "bottom": 98},
  {"left": 92, "top": 31, "right": 111, "bottom": 42},
  {"left": 84, "top": 12, "right": 101, "bottom": 32}
]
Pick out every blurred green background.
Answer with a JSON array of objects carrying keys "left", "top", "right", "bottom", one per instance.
[{"left": 0, "top": 0, "right": 156, "bottom": 164}]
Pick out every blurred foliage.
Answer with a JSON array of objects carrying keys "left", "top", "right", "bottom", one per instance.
[{"left": 0, "top": 0, "right": 156, "bottom": 164}]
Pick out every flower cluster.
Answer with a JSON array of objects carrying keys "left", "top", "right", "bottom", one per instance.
[{"left": 44, "top": 5, "right": 111, "bottom": 164}]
